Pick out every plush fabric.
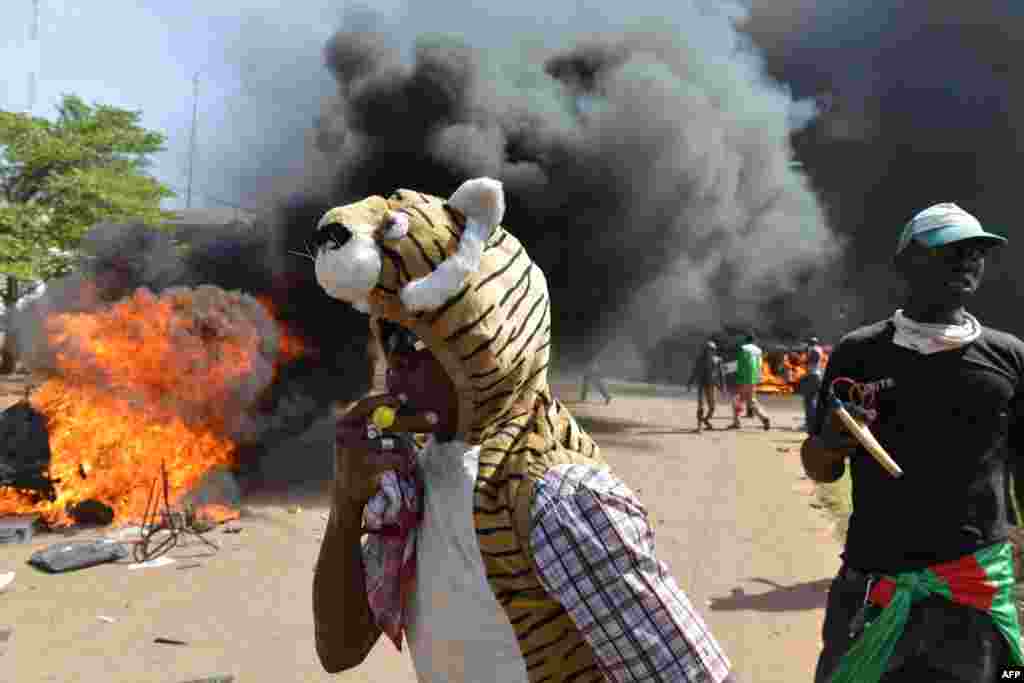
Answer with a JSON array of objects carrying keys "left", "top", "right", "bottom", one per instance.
[{"left": 314, "top": 179, "right": 733, "bottom": 682}]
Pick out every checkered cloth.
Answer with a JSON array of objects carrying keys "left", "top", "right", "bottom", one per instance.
[
  {"left": 531, "top": 464, "right": 732, "bottom": 683},
  {"left": 361, "top": 465, "right": 423, "bottom": 651}
]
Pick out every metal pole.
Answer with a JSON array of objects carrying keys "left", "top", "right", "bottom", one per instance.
[
  {"left": 186, "top": 72, "right": 199, "bottom": 209},
  {"left": 27, "top": 0, "right": 39, "bottom": 112}
]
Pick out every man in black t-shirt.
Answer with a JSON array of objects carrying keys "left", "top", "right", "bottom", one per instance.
[{"left": 802, "top": 203, "right": 1024, "bottom": 682}]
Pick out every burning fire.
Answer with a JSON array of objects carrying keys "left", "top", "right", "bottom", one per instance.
[
  {"left": 0, "top": 286, "right": 279, "bottom": 526},
  {"left": 757, "top": 350, "right": 830, "bottom": 394},
  {"left": 256, "top": 295, "right": 311, "bottom": 367}
]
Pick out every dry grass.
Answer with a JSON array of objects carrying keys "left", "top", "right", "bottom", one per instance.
[{"left": 813, "top": 468, "right": 852, "bottom": 544}]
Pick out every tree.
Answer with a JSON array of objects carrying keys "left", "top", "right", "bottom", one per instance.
[
  {"left": 0, "top": 94, "right": 175, "bottom": 285},
  {"left": 0, "top": 94, "right": 176, "bottom": 372}
]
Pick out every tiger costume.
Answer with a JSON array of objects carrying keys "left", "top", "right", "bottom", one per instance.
[{"left": 313, "top": 177, "right": 734, "bottom": 683}]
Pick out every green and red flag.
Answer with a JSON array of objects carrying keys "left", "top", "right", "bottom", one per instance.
[{"left": 829, "top": 541, "right": 1023, "bottom": 683}]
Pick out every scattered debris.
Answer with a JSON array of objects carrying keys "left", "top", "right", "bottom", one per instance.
[
  {"left": 134, "top": 460, "right": 218, "bottom": 564},
  {"left": 96, "top": 615, "right": 116, "bottom": 624},
  {"left": 68, "top": 499, "right": 115, "bottom": 526},
  {"left": 28, "top": 539, "right": 128, "bottom": 573},
  {"left": 154, "top": 637, "right": 188, "bottom": 646},
  {"left": 0, "top": 515, "right": 38, "bottom": 545},
  {"left": 287, "top": 506, "right": 302, "bottom": 514},
  {"left": 0, "top": 400, "right": 58, "bottom": 499},
  {"left": 106, "top": 526, "right": 145, "bottom": 544},
  {"left": 222, "top": 526, "right": 242, "bottom": 534},
  {"left": 0, "top": 626, "right": 10, "bottom": 656},
  {"left": 128, "top": 556, "right": 176, "bottom": 571},
  {"left": 776, "top": 447, "right": 791, "bottom": 454},
  {"left": 0, "top": 572, "right": 13, "bottom": 592},
  {"left": 176, "top": 562, "right": 202, "bottom": 571},
  {"left": 180, "top": 676, "right": 234, "bottom": 683}
]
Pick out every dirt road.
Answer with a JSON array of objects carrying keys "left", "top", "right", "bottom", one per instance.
[{"left": 0, "top": 384, "right": 839, "bottom": 682}]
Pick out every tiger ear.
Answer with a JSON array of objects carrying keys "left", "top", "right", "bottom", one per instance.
[
  {"left": 446, "top": 177, "right": 505, "bottom": 240},
  {"left": 400, "top": 178, "right": 505, "bottom": 312}
]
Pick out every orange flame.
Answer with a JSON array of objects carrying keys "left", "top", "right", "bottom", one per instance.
[
  {"left": 0, "top": 286, "right": 276, "bottom": 527},
  {"left": 256, "top": 296, "right": 311, "bottom": 366},
  {"left": 757, "top": 350, "right": 830, "bottom": 394}
]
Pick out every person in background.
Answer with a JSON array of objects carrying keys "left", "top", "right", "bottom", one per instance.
[
  {"left": 688, "top": 340, "right": 727, "bottom": 432},
  {"left": 802, "top": 202, "right": 1023, "bottom": 682},
  {"left": 730, "top": 334, "right": 770, "bottom": 431},
  {"left": 800, "top": 336, "right": 827, "bottom": 431},
  {"left": 580, "top": 359, "right": 612, "bottom": 404}
]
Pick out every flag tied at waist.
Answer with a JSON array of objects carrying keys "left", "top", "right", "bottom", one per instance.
[{"left": 829, "top": 541, "right": 1024, "bottom": 683}]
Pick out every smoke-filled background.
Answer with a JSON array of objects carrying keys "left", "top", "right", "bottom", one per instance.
[
  {"left": 745, "top": 0, "right": 1023, "bottom": 336},
  {"left": 283, "top": 2, "right": 839, "bottom": 378},
  {"left": 6, "top": 0, "right": 1024, "bottom": 394}
]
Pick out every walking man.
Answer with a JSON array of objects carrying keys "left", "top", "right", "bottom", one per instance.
[
  {"left": 802, "top": 202, "right": 1023, "bottom": 682},
  {"left": 688, "top": 340, "right": 726, "bottom": 432},
  {"left": 800, "top": 336, "right": 827, "bottom": 431},
  {"left": 730, "top": 335, "right": 770, "bottom": 430},
  {"left": 580, "top": 359, "right": 612, "bottom": 404}
]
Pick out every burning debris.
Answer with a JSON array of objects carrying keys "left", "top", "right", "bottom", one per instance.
[
  {"left": 757, "top": 348, "right": 831, "bottom": 395},
  {"left": 0, "top": 285, "right": 280, "bottom": 528},
  {"left": 0, "top": 401, "right": 56, "bottom": 499}
]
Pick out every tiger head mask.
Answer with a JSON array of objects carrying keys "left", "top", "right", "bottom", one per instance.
[{"left": 314, "top": 178, "right": 554, "bottom": 445}]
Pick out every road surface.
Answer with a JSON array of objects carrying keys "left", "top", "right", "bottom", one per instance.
[{"left": 0, "top": 383, "right": 839, "bottom": 682}]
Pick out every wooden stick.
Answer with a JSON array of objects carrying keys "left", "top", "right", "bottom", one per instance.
[{"left": 834, "top": 402, "right": 903, "bottom": 478}]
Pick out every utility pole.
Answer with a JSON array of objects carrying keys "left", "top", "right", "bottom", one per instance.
[
  {"left": 186, "top": 72, "right": 199, "bottom": 209},
  {"left": 27, "top": 0, "right": 39, "bottom": 112}
]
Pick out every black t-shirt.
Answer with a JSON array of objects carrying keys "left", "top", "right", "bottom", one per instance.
[{"left": 811, "top": 319, "right": 1024, "bottom": 573}]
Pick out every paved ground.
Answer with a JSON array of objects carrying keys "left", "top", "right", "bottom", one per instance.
[{"left": 0, "top": 382, "right": 840, "bottom": 682}]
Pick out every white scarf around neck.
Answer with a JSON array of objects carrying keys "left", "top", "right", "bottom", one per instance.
[{"left": 891, "top": 308, "right": 982, "bottom": 354}]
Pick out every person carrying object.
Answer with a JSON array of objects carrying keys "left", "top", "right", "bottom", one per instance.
[{"left": 802, "top": 202, "right": 1024, "bottom": 683}]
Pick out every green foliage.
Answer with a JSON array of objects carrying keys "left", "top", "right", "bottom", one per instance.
[{"left": 0, "top": 94, "right": 176, "bottom": 281}]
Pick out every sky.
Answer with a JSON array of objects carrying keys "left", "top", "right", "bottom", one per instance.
[{"left": 0, "top": 0, "right": 356, "bottom": 210}]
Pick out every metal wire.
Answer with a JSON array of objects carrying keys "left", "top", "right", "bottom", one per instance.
[{"left": 132, "top": 460, "right": 219, "bottom": 564}]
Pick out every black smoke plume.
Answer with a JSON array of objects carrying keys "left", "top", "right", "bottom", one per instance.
[
  {"left": 286, "top": 10, "right": 839, "bottom": 374},
  {"left": 742, "top": 0, "right": 1024, "bottom": 336}
]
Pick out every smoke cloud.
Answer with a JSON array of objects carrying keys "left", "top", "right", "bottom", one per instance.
[
  {"left": 742, "top": 0, "right": 1024, "bottom": 336},
  {"left": 276, "top": 3, "right": 840, "bottom": 375}
]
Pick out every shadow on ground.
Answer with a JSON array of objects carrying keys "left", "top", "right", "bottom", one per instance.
[
  {"left": 572, "top": 414, "right": 661, "bottom": 435},
  {"left": 707, "top": 577, "right": 832, "bottom": 613}
]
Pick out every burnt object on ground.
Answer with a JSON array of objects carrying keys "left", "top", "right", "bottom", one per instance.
[
  {"left": 28, "top": 539, "right": 128, "bottom": 573},
  {"left": 0, "top": 400, "right": 57, "bottom": 499},
  {"left": 0, "top": 515, "right": 38, "bottom": 544},
  {"left": 66, "top": 499, "right": 115, "bottom": 526}
]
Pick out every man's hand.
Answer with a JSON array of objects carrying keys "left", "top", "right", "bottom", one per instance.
[
  {"left": 334, "top": 394, "right": 438, "bottom": 509},
  {"left": 800, "top": 402, "right": 859, "bottom": 482},
  {"left": 816, "top": 402, "right": 861, "bottom": 456}
]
